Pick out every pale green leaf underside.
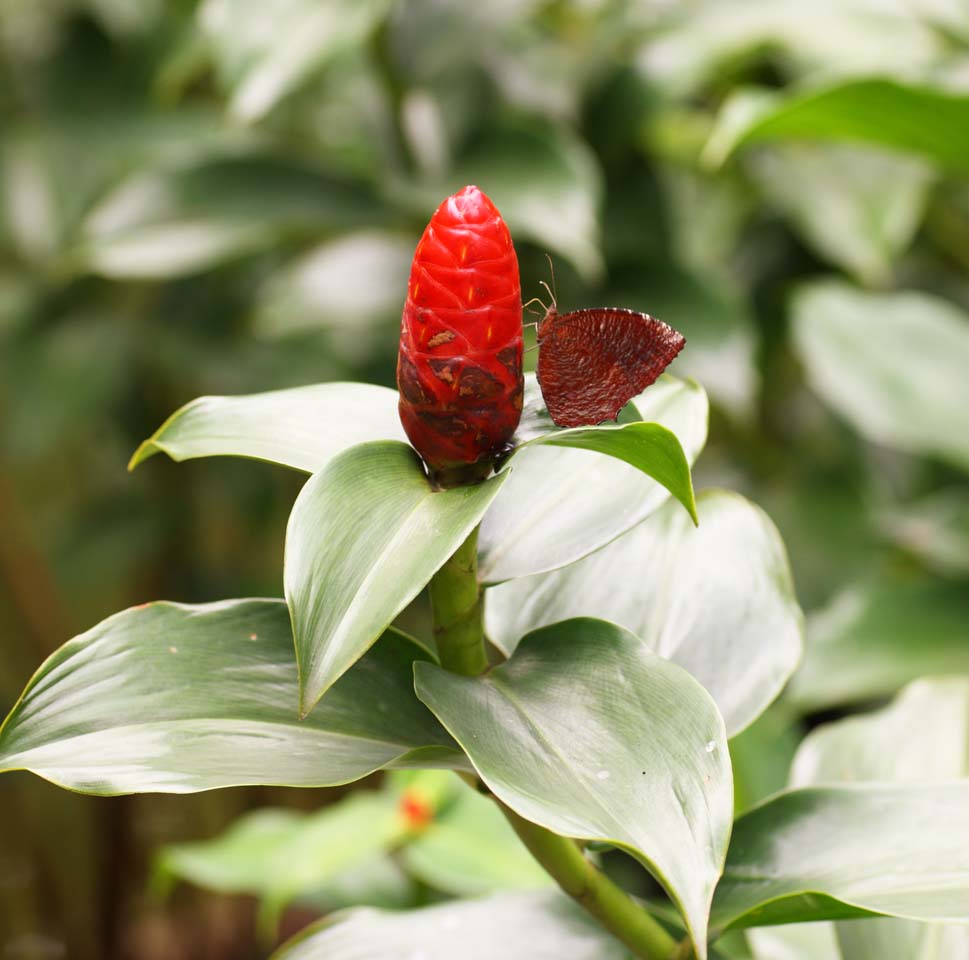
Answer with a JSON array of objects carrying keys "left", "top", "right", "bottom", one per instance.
[
  {"left": 480, "top": 374, "right": 708, "bottom": 583},
  {"left": 486, "top": 490, "right": 802, "bottom": 736},
  {"left": 0, "top": 599, "right": 458, "bottom": 794},
  {"left": 712, "top": 783, "right": 969, "bottom": 932},
  {"left": 129, "top": 381, "right": 405, "bottom": 473},
  {"left": 285, "top": 440, "right": 505, "bottom": 715},
  {"left": 272, "top": 889, "right": 633, "bottom": 959},
  {"left": 415, "top": 617, "right": 733, "bottom": 958}
]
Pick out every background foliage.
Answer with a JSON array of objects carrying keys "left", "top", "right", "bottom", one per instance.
[{"left": 2, "top": 0, "right": 968, "bottom": 957}]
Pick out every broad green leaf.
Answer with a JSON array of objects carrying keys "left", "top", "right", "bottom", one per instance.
[
  {"left": 286, "top": 441, "right": 505, "bottom": 714},
  {"left": 749, "top": 144, "right": 930, "bottom": 286},
  {"left": 402, "top": 776, "right": 553, "bottom": 896},
  {"left": 272, "top": 889, "right": 633, "bottom": 959},
  {"left": 704, "top": 79, "right": 969, "bottom": 173},
  {"left": 0, "top": 599, "right": 458, "bottom": 793},
  {"left": 519, "top": 422, "right": 697, "bottom": 524},
  {"left": 79, "top": 154, "right": 385, "bottom": 278},
  {"left": 791, "top": 678, "right": 969, "bottom": 786},
  {"left": 711, "top": 783, "right": 969, "bottom": 932},
  {"left": 415, "top": 618, "right": 733, "bottom": 957},
  {"left": 790, "top": 678, "right": 969, "bottom": 960},
  {"left": 791, "top": 282, "right": 969, "bottom": 471},
  {"left": 157, "top": 793, "right": 415, "bottom": 934},
  {"left": 479, "top": 375, "right": 708, "bottom": 583},
  {"left": 787, "top": 575, "right": 969, "bottom": 710},
  {"left": 486, "top": 491, "right": 801, "bottom": 735},
  {"left": 156, "top": 808, "right": 303, "bottom": 894},
  {"left": 199, "top": 0, "right": 392, "bottom": 123},
  {"left": 129, "top": 382, "right": 404, "bottom": 473}
]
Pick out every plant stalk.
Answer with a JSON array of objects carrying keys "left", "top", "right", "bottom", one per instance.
[
  {"left": 428, "top": 526, "right": 489, "bottom": 675},
  {"left": 501, "top": 805, "right": 680, "bottom": 960},
  {"left": 427, "top": 526, "right": 682, "bottom": 960}
]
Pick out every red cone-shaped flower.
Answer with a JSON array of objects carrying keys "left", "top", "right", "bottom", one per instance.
[{"left": 397, "top": 185, "right": 523, "bottom": 486}]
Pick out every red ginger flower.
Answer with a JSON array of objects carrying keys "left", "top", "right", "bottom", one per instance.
[{"left": 397, "top": 185, "right": 523, "bottom": 487}]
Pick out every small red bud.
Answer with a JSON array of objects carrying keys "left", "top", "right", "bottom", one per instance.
[
  {"left": 397, "top": 185, "right": 524, "bottom": 486},
  {"left": 399, "top": 788, "right": 434, "bottom": 830}
]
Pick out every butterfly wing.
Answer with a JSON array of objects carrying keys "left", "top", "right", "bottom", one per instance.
[{"left": 536, "top": 308, "right": 685, "bottom": 427}]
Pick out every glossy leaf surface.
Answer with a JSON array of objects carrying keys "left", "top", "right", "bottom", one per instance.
[
  {"left": 285, "top": 441, "right": 504, "bottom": 713},
  {"left": 479, "top": 375, "right": 708, "bottom": 583},
  {"left": 712, "top": 783, "right": 969, "bottom": 931},
  {"left": 130, "top": 382, "right": 404, "bottom": 473},
  {"left": 486, "top": 491, "right": 801, "bottom": 735},
  {"left": 0, "top": 600, "right": 458, "bottom": 793},
  {"left": 415, "top": 617, "right": 732, "bottom": 956}
]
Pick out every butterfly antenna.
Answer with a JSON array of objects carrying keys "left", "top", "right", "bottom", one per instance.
[
  {"left": 544, "top": 253, "right": 558, "bottom": 306},
  {"left": 522, "top": 296, "right": 548, "bottom": 316},
  {"left": 524, "top": 342, "right": 539, "bottom": 355},
  {"left": 539, "top": 281, "right": 556, "bottom": 311}
]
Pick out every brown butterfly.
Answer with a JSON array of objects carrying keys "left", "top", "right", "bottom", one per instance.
[{"left": 530, "top": 289, "right": 685, "bottom": 428}]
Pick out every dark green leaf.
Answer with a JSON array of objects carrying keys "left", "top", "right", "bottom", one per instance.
[
  {"left": 705, "top": 79, "right": 969, "bottom": 173},
  {"left": 415, "top": 617, "right": 732, "bottom": 956},
  {"left": 286, "top": 441, "right": 505, "bottom": 714},
  {"left": 0, "top": 600, "right": 458, "bottom": 793}
]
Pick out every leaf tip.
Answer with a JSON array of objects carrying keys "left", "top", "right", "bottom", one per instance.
[{"left": 127, "top": 440, "right": 156, "bottom": 472}]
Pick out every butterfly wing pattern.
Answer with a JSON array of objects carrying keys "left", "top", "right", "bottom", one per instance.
[{"left": 536, "top": 307, "right": 685, "bottom": 428}]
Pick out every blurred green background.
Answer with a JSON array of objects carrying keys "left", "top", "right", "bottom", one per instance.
[{"left": 2, "top": 1, "right": 969, "bottom": 957}]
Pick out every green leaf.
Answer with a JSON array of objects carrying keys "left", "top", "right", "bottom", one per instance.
[
  {"left": 157, "top": 791, "right": 412, "bottom": 936},
  {"left": 521, "top": 422, "right": 697, "bottom": 524},
  {"left": 711, "top": 783, "right": 969, "bottom": 932},
  {"left": 286, "top": 441, "right": 505, "bottom": 715},
  {"left": 479, "top": 374, "right": 708, "bottom": 583},
  {"left": 486, "top": 491, "right": 801, "bottom": 735},
  {"left": 791, "top": 677, "right": 969, "bottom": 786},
  {"left": 788, "top": 679, "right": 969, "bottom": 960},
  {"left": 199, "top": 0, "right": 392, "bottom": 123},
  {"left": 704, "top": 79, "right": 969, "bottom": 173},
  {"left": 414, "top": 617, "right": 733, "bottom": 957},
  {"left": 787, "top": 575, "right": 969, "bottom": 710},
  {"left": 748, "top": 144, "right": 930, "bottom": 286},
  {"left": 79, "top": 154, "right": 386, "bottom": 278},
  {"left": 402, "top": 776, "right": 553, "bottom": 896},
  {"left": 792, "top": 281, "right": 969, "bottom": 471},
  {"left": 272, "top": 889, "right": 634, "bottom": 959},
  {"left": 129, "top": 382, "right": 404, "bottom": 473},
  {"left": 0, "top": 599, "right": 458, "bottom": 793}
]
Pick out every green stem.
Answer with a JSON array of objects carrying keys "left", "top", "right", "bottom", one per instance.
[
  {"left": 428, "top": 526, "right": 488, "bottom": 675},
  {"left": 501, "top": 805, "right": 680, "bottom": 960},
  {"left": 427, "top": 527, "right": 681, "bottom": 960}
]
